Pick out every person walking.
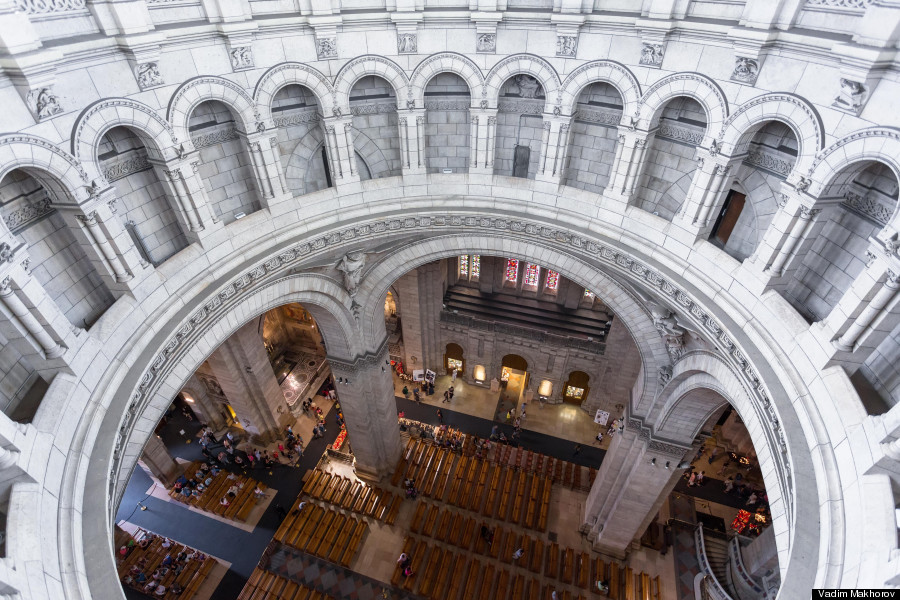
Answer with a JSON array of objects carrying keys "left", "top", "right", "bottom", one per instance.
[
  {"left": 451, "top": 369, "right": 457, "bottom": 383},
  {"left": 573, "top": 444, "right": 582, "bottom": 457},
  {"left": 442, "top": 390, "right": 450, "bottom": 403},
  {"left": 437, "top": 409, "right": 443, "bottom": 424},
  {"left": 448, "top": 386, "right": 455, "bottom": 400}
]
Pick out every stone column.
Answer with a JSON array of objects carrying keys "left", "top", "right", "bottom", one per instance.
[
  {"left": 399, "top": 108, "right": 426, "bottom": 176},
  {"left": 675, "top": 150, "right": 740, "bottom": 238},
  {"left": 182, "top": 374, "right": 226, "bottom": 430},
  {"left": 243, "top": 130, "right": 291, "bottom": 208},
  {"left": 153, "top": 156, "right": 220, "bottom": 242},
  {"left": 469, "top": 107, "right": 498, "bottom": 175},
  {"left": 321, "top": 114, "right": 360, "bottom": 188},
  {"left": 327, "top": 338, "right": 402, "bottom": 480},
  {"left": 583, "top": 421, "right": 692, "bottom": 558},
  {"left": 0, "top": 240, "right": 77, "bottom": 368},
  {"left": 536, "top": 113, "right": 572, "bottom": 186},
  {"left": 207, "top": 320, "right": 285, "bottom": 443},
  {"left": 814, "top": 242, "right": 900, "bottom": 367},
  {"left": 393, "top": 269, "right": 424, "bottom": 369},
  {"left": 140, "top": 434, "right": 181, "bottom": 486},
  {"left": 605, "top": 128, "right": 650, "bottom": 202},
  {"left": 417, "top": 260, "right": 447, "bottom": 370}
]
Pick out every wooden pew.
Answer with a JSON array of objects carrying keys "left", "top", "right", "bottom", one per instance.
[
  {"left": 525, "top": 475, "right": 540, "bottom": 529},
  {"left": 327, "top": 516, "right": 352, "bottom": 564},
  {"left": 423, "top": 504, "right": 439, "bottom": 537},
  {"left": 501, "top": 531, "right": 517, "bottom": 563},
  {"left": 591, "top": 558, "right": 607, "bottom": 595},
  {"left": 310, "top": 511, "right": 336, "bottom": 556},
  {"left": 448, "top": 513, "right": 465, "bottom": 547},
  {"left": 434, "top": 452, "right": 454, "bottom": 500},
  {"left": 494, "top": 568, "right": 510, "bottom": 599},
  {"left": 431, "top": 550, "right": 455, "bottom": 600},
  {"left": 460, "top": 516, "right": 476, "bottom": 550},
  {"left": 544, "top": 542, "right": 560, "bottom": 579},
  {"left": 436, "top": 510, "right": 452, "bottom": 542},
  {"left": 608, "top": 564, "right": 621, "bottom": 599},
  {"left": 576, "top": 552, "right": 591, "bottom": 589},
  {"left": 488, "top": 528, "right": 504, "bottom": 559},
  {"left": 529, "top": 538, "right": 545, "bottom": 574},
  {"left": 416, "top": 547, "right": 443, "bottom": 598},
  {"left": 411, "top": 501, "right": 427, "bottom": 533},
  {"left": 470, "top": 460, "right": 488, "bottom": 512},
  {"left": 483, "top": 465, "right": 501, "bottom": 517},
  {"left": 461, "top": 559, "right": 481, "bottom": 600},
  {"left": 342, "top": 481, "right": 362, "bottom": 509},
  {"left": 403, "top": 543, "right": 429, "bottom": 592},
  {"left": 423, "top": 449, "right": 445, "bottom": 497},
  {"left": 340, "top": 519, "right": 367, "bottom": 567},
  {"left": 448, "top": 456, "right": 469, "bottom": 506},
  {"left": 497, "top": 469, "right": 514, "bottom": 520},
  {"left": 562, "top": 547, "right": 575, "bottom": 584},
  {"left": 478, "top": 564, "right": 495, "bottom": 598},
  {"left": 385, "top": 494, "right": 401, "bottom": 525},
  {"left": 510, "top": 573, "right": 525, "bottom": 600},
  {"left": 524, "top": 578, "right": 541, "bottom": 599},
  {"left": 353, "top": 487, "right": 371, "bottom": 513},
  {"left": 538, "top": 477, "right": 552, "bottom": 531},
  {"left": 444, "top": 553, "right": 466, "bottom": 600},
  {"left": 625, "top": 566, "right": 635, "bottom": 600},
  {"left": 391, "top": 537, "right": 415, "bottom": 587},
  {"left": 511, "top": 472, "right": 527, "bottom": 524}
]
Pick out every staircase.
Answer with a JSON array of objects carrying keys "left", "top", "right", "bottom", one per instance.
[{"left": 703, "top": 533, "right": 730, "bottom": 589}]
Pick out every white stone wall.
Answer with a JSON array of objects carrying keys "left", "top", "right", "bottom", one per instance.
[
  {"left": 274, "top": 85, "right": 329, "bottom": 197},
  {"left": 424, "top": 73, "right": 470, "bottom": 173},
  {"left": 563, "top": 82, "right": 622, "bottom": 194},
  {"left": 189, "top": 101, "right": 260, "bottom": 224},
  {"left": 350, "top": 76, "right": 401, "bottom": 179},
  {"left": 99, "top": 128, "right": 188, "bottom": 264},
  {"left": 493, "top": 76, "right": 544, "bottom": 179}
]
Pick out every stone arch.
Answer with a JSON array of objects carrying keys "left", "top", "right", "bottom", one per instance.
[
  {"left": 0, "top": 134, "right": 90, "bottom": 203},
  {"left": 558, "top": 60, "right": 641, "bottom": 118},
  {"left": 718, "top": 93, "right": 824, "bottom": 174},
  {"left": 483, "top": 53, "right": 561, "bottom": 111},
  {"left": 638, "top": 73, "right": 729, "bottom": 143},
  {"left": 352, "top": 126, "right": 396, "bottom": 179},
  {"left": 333, "top": 55, "right": 410, "bottom": 112},
  {"left": 284, "top": 128, "right": 329, "bottom": 197},
  {"left": 409, "top": 52, "right": 485, "bottom": 107},
  {"left": 806, "top": 127, "right": 900, "bottom": 226},
  {"left": 253, "top": 62, "right": 335, "bottom": 124},
  {"left": 166, "top": 76, "right": 260, "bottom": 151},
  {"left": 70, "top": 98, "right": 179, "bottom": 182}
]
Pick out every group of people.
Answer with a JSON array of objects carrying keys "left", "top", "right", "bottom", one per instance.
[
  {"left": 173, "top": 461, "right": 223, "bottom": 500},
  {"left": 118, "top": 534, "right": 207, "bottom": 597},
  {"left": 403, "top": 477, "right": 419, "bottom": 499}
]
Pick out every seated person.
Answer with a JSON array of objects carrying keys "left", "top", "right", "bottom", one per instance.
[
  {"left": 154, "top": 584, "right": 167, "bottom": 596},
  {"left": 170, "top": 582, "right": 184, "bottom": 595},
  {"left": 220, "top": 496, "right": 230, "bottom": 507}
]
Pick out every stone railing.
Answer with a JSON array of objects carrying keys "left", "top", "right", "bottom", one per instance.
[
  {"left": 695, "top": 524, "right": 734, "bottom": 600},
  {"left": 728, "top": 536, "right": 770, "bottom": 599}
]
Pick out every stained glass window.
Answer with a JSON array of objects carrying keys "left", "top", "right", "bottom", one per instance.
[
  {"left": 470, "top": 255, "right": 480, "bottom": 279},
  {"left": 459, "top": 255, "right": 468, "bottom": 278},
  {"left": 584, "top": 289, "right": 595, "bottom": 301},
  {"left": 505, "top": 259, "right": 519, "bottom": 282},
  {"left": 545, "top": 270, "right": 559, "bottom": 290},
  {"left": 524, "top": 263, "right": 540, "bottom": 287}
]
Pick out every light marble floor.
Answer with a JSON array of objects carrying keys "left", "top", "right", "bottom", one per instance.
[{"left": 393, "top": 373, "right": 612, "bottom": 448}]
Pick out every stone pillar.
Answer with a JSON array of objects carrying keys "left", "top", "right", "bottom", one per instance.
[
  {"left": 154, "top": 157, "right": 220, "bottom": 242},
  {"left": 182, "top": 374, "right": 226, "bottom": 430},
  {"left": 469, "top": 107, "right": 498, "bottom": 175},
  {"left": 583, "top": 422, "right": 691, "bottom": 558},
  {"left": 327, "top": 339, "right": 402, "bottom": 480},
  {"left": 417, "top": 260, "right": 447, "bottom": 370},
  {"left": 393, "top": 269, "right": 424, "bottom": 369},
  {"left": 814, "top": 242, "right": 900, "bottom": 368},
  {"left": 536, "top": 114, "right": 572, "bottom": 186},
  {"left": 243, "top": 131, "right": 290, "bottom": 205},
  {"left": 321, "top": 115, "right": 360, "bottom": 188},
  {"left": 207, "top": 320, "right": 285, "bottom": 443},
  {"left": 675, "top": 150, "right": 740, "bottom": 238},
  {"left": 140, "top": 434, "right": 181, "bottom": 486},
  {"left": 399, "top": 108, "right": 426, "bottom": 176},
  {"left": 605, "top": 128, "right": 650, "bottom": 202}
]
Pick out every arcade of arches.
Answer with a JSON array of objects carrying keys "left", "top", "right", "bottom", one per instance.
[{"left": 1, "top": 1, "right": 900, "bottom": 599}]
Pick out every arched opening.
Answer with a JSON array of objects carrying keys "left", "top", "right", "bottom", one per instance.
[
  {"left": 350, "top": 76, "right": 402, "bottom": 179},
  {"left": 500, "top": 353, "right": 529, "bottom": 402},
  {"left": 98, "top": 126, "right": 189, "bottom": 264},
  {"left": 423, "top": 72, "right": 471, "bottom": 173},
  {"left": 563, "top": 370, "right": 590, "bottom": 405},
  {"left": 637, "top": 96, "right": 708, "bottom": 220},
  {"left": 714, "top": 121, "right": 800, "bottom": 261},
  {"left": 0, "top": 169, "right": 115, "bottom": 329},
  {"left": 562, "top": 81, "right": 624, "bottom": 193},
  {"left": 187, "top": 100, "right": 260, "bottom": 224},
  {"left": 444, "top": 342, "right": 464, "bottom": 375},
  {"left": 785, "top": 160, "right": 898, "bottom": 321},
  {"left": 493, "top": 75, "right": 545, "bottom": 179},
  {"left": 271, "top": 84, "right": 328, "bottom": 197}
]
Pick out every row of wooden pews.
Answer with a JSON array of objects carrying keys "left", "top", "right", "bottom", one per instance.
[
  {"left": 170, "top": 462, "right": 266, "bottom": 521},
  {"left": 115, "top": 528, "right": 216, "bottom": 600},
  {"left": 301, "top": 469, "right": 400, "bottom": 524},
  {"left": 237, "top": 568, "right": 334, "bottom": 600},
  {"left": 590, "top": 557, "right": 662, "bottom": 600},
  {"left": 273, "top": 497, "right": 367, "bottom": 568}
]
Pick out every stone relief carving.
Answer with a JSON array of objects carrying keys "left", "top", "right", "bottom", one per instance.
[
  {"left": 230, "top": 46, "right": 254, "bottom": 70},
  {"left": 556, "top": 35, "right": 577, "bottom": 57},
  {"left": 844, "top": 191, "right": 893, "bottom": 226},
  {"left": 639, "top": 43, "right": 665, "bottom": 67},
  {"left": 833, "top": 78, "right": 869, "bottom": 115},
  {"left": 336, "top": 251, "right": 367, "bottom": 297},
  {"left": 27, "top": 87, "right": 63, "bottom": 120},
  {"left": 103, "top": 154, "right": 152, "bottom": 182},
  {"left": 3, "top": 196, "right": 54, "bottom": 233},
  {"left": 477, "top": 33, "right": 496, "bottom": 53},
  {"left": 731, "top": 57, "right": 759, "bottom": 84},
  {"left": 513, "top": 75, "right": 543, "bottom": 99},
  {"left": 136, "top": 62, "right": 164, "bottom": 90},
  {"left": 805, "top": 0, "right": 870, "bottom": 9},
  {"left": 657, "top": 123, "right": 704, "bottom": 145},
  {"left": 0, "top": 243, "right": 13, "bottom": 263},
  {"left": 191, "top": 127, "right": 238, "bottom": 149},
  {"left": 651, "top": 305, "right": 687, "bottom": 362},
  {"left": 657, "top": 365, "right": 673, "bottom": 387},
  {"left": 316, "top": 38, "right": 338, "bottom": 59},
  {"left": 744, "top": 148, "right": 793, "bottom": 177},
  {"left": 14, "top": 0, "right": 84, "bottom": 13},
  {"left": 397, "top": 33, "right": 417, "bottom": 54}
]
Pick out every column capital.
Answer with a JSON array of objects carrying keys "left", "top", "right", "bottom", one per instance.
[{"left": 327, "top": 336, "right": 390, "bottom": 377}]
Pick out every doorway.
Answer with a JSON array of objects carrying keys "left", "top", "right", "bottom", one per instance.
[
  {"left": 444, "top": 343, "right": 465, "bottom": 376},
  {"left": 501, "top": 354, "right": 529, "bottom": 404},
  {"left": 512, "top": 145, "right": 530, "bottom": 178},
  {"left": 563, "top": 371, "right": 590, "bottom": 405},
  {"left": 709, "top": 190, "right": 746, "bottom": 245}
]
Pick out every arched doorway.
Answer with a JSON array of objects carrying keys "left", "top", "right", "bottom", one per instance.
[
  {"left": 563, "top": 370, "right": 590, "bottom": 405},
  {"left": 500, "top": 354, "right": 529, "bottom": 402},
  {"left": 444, "top": 342, "right": 465, "bottom": 376}
]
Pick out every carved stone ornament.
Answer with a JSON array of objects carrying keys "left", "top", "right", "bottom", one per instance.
[
  {"left": 480, "top": 99, "right": 489, "bottom": 109},
  {"left": 336, "top": 251, "right": 367, "bottom": 297},
  {"left": 639, "top": 43, "right": 665, "bottom": 67},
  {"left": 657, "top": 365, "right": 673, "bottom": 387},
  {"left": 513, "top": 75, "right": 543, "bottom": 99},
  {"left": 230, "top": 46, "right": 254, "bottom": 71},
  {"left": 0, "top": 243, "right": 14, "bottom": 263},
  {"left": 316, "top": 37, "right": 338, "bottom": 60},
  {"left": 731, "top": 57, "right": 759, "bottom": 84},
  {"left": 651, "top": 306, "right": 687, "bottom": 362},
  {"left": 398, "top": 33, "right": 417, "bottom": 54},
  {"left": 556, "top": 35, "right": 577, "bottom": 57},
  {"left": 477, "top": 33, "right": 496, "bottom": 53},
  {"left": 26, "top": 87, "right": 63, "bottom": 120},
  {"left": 833, "top": 78, "right": 869, "bottom": 115},
  {"left": 136, "top": 62, "right": 164, "bottom": 90}
]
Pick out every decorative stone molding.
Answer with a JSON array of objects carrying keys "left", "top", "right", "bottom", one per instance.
[
  {"left": 327, "top": 337, "right": 390, "bottom": 375},
  {"left": 167, "top": 76, "right": 261, "bottom": 139},
  {"left": 718, "top": 93, "right": 824, "bottom": 157},
  {"left": 556, "top": 35, "right": 577, "bottom": 57},
  {"left": 190, "top": 127, "right": 238, "bottom": 149},
  {"left": 3, "top": 196, "right": 54, "bottom": 233},
  {"left": 0, "top": 243, "right": 14, "bottom": 263},
  {"left": 135, "top": 63, "right": 164, "bottom": 91},
  {"left": 483, "top": 54, "right": 562, "bottom": 101},
  {"left": 832, "top": 78, "right": 869, "bottom": 115},
  {"left": 639, "top": 43, "right": 665, "bottom": 68},
  {"left": 26, "top": 87, "right": 63, "bottom": 121},
  {"left": 744, "top": 148, "right": 794, "bottom": 177},
  {"left": 805, "top": 0, "right": 871, "bottom": 10},
  {"left": 349, "top": 101, "right": 397, "bottom": 116},
  {"left": 230, "top": 46, "right": 254, "bottom": 71},
  {"left": 573, "top": 107, "right": 622, "bottom": 126},
  {"left": 731, "top": 57, "right": 759, "bottom": 85},
  {"left": 477, "top": 33, "right": 496, "bottom": 54},
  {"left": 102, "top": 154, "right": 152, "bottom": 182},
  {"left": 843, "top": 190, "right": 893, "bottom": 225},
  {"left": 0, "top": 133, "right": 90, "bottom": 185},
  {"left": 397, "top": 33, "right": 417, "bottom": 54},
  {"left": 656, "top": 122, "right": 704, "bottom": 146},
  {"left": 273, "top": 111, "right": 320, "bottom": 128},
  {"left": 316, "top": 38, "right": 338, "bottom": 60},
  {"left": 558, "top": 60, "right": 641, "bottom": 114},
  {"left": 14, "top": 0, "right": 83, "bottom": 14},
  {"left": 423, "top": 99, "right": 470, "bottom": 111},
  {"left": 497, "top": 98, "right": 543, "bottom": 115},
  {"left": 641, "top": 73, "right": 728, "bottom": 132}
]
